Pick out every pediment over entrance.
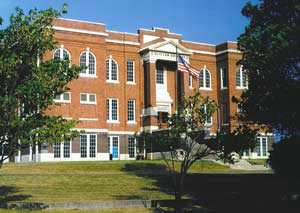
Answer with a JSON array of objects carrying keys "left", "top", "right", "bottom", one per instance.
[
  {"left": 140, "top": 39, "right": 192, "bottom": 55},
  {"left": 141, "top": 39, "right": 191, "bottom": 63}
]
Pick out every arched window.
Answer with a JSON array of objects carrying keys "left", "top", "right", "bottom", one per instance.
[
  {"left": 53, "top": 45, "right": 70, "bottom": 61},
  {"left": 236, "top": 66, "right": 248, "bottom": 89},
  {"left": 80, "top": 49, "right": 96, "bottom": 76},
  {"left": 199, "top": 68, "right": 211, "bottom": 89},
  {"left": 106, "top": 57, "right": 118, "bottom": 82}
]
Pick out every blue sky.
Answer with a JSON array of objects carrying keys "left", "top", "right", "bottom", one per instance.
[{"left": 0, "top": 0, "right": 258, "bottom": 44}]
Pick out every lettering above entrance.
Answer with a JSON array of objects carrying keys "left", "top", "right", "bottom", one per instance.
[{"left": 140, "top": 40, "right": 192, "bottom": 63}]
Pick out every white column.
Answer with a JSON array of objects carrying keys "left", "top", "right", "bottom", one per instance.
[
  {"left": 35, "top": 143, "right": 39, "bottom": 162},
  {"left": 29, "top": 144, "right": 32, "bottom": 162},
  {"left": 17, "top": 139, "right": 21, "bottom": 162}
]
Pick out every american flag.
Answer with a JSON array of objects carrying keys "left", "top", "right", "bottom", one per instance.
[{"left": 177, "top": 55, "right": 199, "bottom": 78}]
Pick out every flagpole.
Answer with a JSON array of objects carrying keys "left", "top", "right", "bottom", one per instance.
[{"left": 175, "top": 46, "right": 178, "bottom": 113}]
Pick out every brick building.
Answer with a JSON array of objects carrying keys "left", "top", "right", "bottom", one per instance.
[{"left": 15, "top": 18, "right": 274, "bottom": 162}]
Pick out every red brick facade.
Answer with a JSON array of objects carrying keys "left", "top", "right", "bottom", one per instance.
[{"left": 33, "top": 18, "right": 271, "bottom": 161}]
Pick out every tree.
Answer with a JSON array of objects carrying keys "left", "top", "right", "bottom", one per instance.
[
  {"left": 237, "top": 0, "right": 300, "bottom": 135},
  {"left": 138, "top": 93, "right": 257, "bottom": 212},
  {"left": 237, "top": 0, "right": 300, "bottom": 176},
  {"left": 0, "top": 6, "right": 81, "bottom": 167}
]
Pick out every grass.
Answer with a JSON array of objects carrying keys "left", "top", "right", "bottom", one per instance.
[
  {"left": 0, "top": 160, "right": 230, "bottom": 204},
  {"left": 0, "top": 208, "right": 153, "bottom": 213},
  {"left": 247, "top": 159, "right": 267, "bottom": 165}
]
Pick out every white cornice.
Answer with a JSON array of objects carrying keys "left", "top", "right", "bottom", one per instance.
[
  {"left": 190, "top": 48, "right": 241, "bottom": 56},
  {"left": 53, "top": 26, "right": 108, "bottom": 37},
  {"left": 106, "top": 30, "right": 138, "bottom": 36},
  {"left": 182, "top": 40, "right": 216, "bottom": 47},
  {"left": 105, "top": 39, "right": 140, "bottom": 46},
  {"left": 57, "top": 18, "right": 106, "bottom": 26}
]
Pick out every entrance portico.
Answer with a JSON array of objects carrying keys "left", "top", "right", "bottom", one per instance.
[{"left": 140, "top": 39, "right": 192, "bottom": 132}]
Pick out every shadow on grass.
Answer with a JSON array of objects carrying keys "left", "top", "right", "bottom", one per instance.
[
  {"left": 122, "top": 162, "right": 300, "bottom": 213},
  {"left": 0, "top": 185, "right": 46, "bottom": 210}
]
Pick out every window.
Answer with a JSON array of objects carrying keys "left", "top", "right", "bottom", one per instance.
[
  {"left": 106, "top": 57, "right": 118, "bottom": 82},
  {"left": 53, "top": 143, "right": 61, "bottom": 158},
  {"left": 220, "top": 67, "right": 228, "bottom": 89},
  {"left": 63, "top": 140, "right": 70, "bottom": 158},
  {"left": 127, "top": 60, "right": 135, "bottom": 83},
  {"left": 54, "top": 92, "right": 71, "bottom": 103},
  {"left": 156, "top": 64, "right": 164, "bottom": 84},
  {"left": 189, "top": 74, "right": 193, "bottom": 88},
  {"left": 201, "top": 104, "right": 213, "bottom": 126},
  {"left": 127, "top": 100, "right": 135, "bottom": 122},
  {"left": 53, "top": 46, "right": 70, "bottom": 61},
  {"left": 256, "top": 137, "right": 268, "bottom": 157},
  {"left": 107, "top": 98, "right": 118, "bottom": 122},
  {"left": 199, "top": 68, "right": 211, "bottom": 89},
  {"left": 80, "top": 134, "right": 96, "bottom": 158},
  {"left": 80, "top": 93, "right": 96, "bottom": 104},
  {"left": 128, "top": 136, "right": 136, "bottom": 158},
  {"left": 80, "top": 49, "right": 96, "bottom": 77},
  {"left": 89, "top": 134, "right": 96, "bottom": 158},
  {"left": 236, "top": 66, "right": 248, "bottom": 89},
  {"left": 80, "top": 135, "right": 87, "bottom": 158}
]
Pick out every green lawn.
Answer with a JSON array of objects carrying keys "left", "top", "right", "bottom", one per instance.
[
  {"left": 0, "top": 160, "right": 230, "bottom": 204},
  {"left": 246, "top": 159, "right": 268, "bottom": 165},
  {"left": 0, "top": 208, "right": 152, "bottom": 213}
]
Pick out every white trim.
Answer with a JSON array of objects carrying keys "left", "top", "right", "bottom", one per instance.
[
  {"left": 79, "top": 118, "right": 98, "bottom": 121},
  {"left": 182, "top": 40, "right": 216, "bottom": 47},
  {"left": 106, "top": 57, "right": 119, "bottom": 82},
  {"left": 107, "top": 98, "right": 119, "bottom": 123},
  {"left": 73, "top": 128, "right": 107, "bottom": 133},
  {"left": 53, "top": 92, "right": 71, "bottom": 103},
  {"left": 220, "top": 67, "right": 228, "bottom": 90},
  {"left": 106, "top": 30, "right": 138, "bottom": 36},
  {"left": 199, "top": 67, "right": 212, "bottom": 90},
  {"left": 53, "top": 26, "right": 108, "bottom": 37},
  {"left": 80, "top": 93, "right": 97, "bottom": 105},
  {"left": 57, "top": 18, "right": 106, "bottom": 26},
  {"left": 106, "top": 39, "right": 140, "bottom": 46},
  {"left": 108, "top": 131, "right": 135, "bottom": 135},
  {"left": 79, "top": 48, "right": 97, "bottom": 77},
  {"left": 189, "top": 48, "right": 241, "bottom": 56},
  {"left": 126, "top": 60, "right": 135, "bottom": 84},
  {"left": 108, "top": 135, "right": 120, "bottom": 160},
  {"left": 127, "top": 99, "right": 136, "bottom": 123}
]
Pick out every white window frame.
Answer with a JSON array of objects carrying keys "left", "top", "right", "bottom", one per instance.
[
  {"left": 53, "top": 140, "right": 72, "bottom": 159},
  {"left": 127, "top": 99, "right": 136, "bottom": 124},
  {"left": 53, "top": 45, "right": 71, "bottom": 61},
  {"left": 80, "top": 134, "right": 97, "bottom": 159},
  {"left": 189, "top": 74, "right": 193, "bottom": 89},
  {"left": 256, "top": 136, "right": 268, "bottom": 158},
  {"left": 126, "top": 60, "right": 135, "bottom": 84},
  {"left": 79, "top": 48, "right": 97, "bottom": 78},
  {"left": 128, "top": 136, "right": 136, "bottom": 159},
  {"left": 156, "top": 67, "right": 164, "bottom": 85},
  {"left": 54, "top": 92, "right": 71, "bottom": 103},
  {"left": 199, "top": 67, "right": 212, "bottom": 90},
  {"left": 236, "top": 66, "right": 248, "bottom": 89},
  {"left": 107, "top": 98, "right": 119, "bottom": 123},
  {"left": 220, "top": 67, "right": 228, "bottom": 89},
  {"left": 80, "top": 93, "right": 96, "bottom": 105},
  {"left": 106, "top": 56, "right": 119, "bottom": 83}
]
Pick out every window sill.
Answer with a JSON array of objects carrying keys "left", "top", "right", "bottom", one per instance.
[
  {"left": 79, "top": 74, "right": 97, "bottom": 78},
  {"left": 199, "top": 87, "right": 212, "bottom": 91},
  {"left": 80, "top": 102, "right": 97, "bottom": 105},
  {"left": 221, "top": 87, "right": 228, "bottom": 90},
  {"left": 236, "top": 86, "right": 248, "bottom": 90},
  {"left": 127, "top": 121, "right": 137, "bottom": 125},
  {"left": 106, "top": 80, "right": 119, "bottom": 84},
  {"left": 107, "top": 120, "right": 120, "bottom": 124},
  {"left": 54, "top": 100, "right": 71, "bottom": 104},
  {"left": 126, "top": 82, "right": 136, "bottom": 85}
]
